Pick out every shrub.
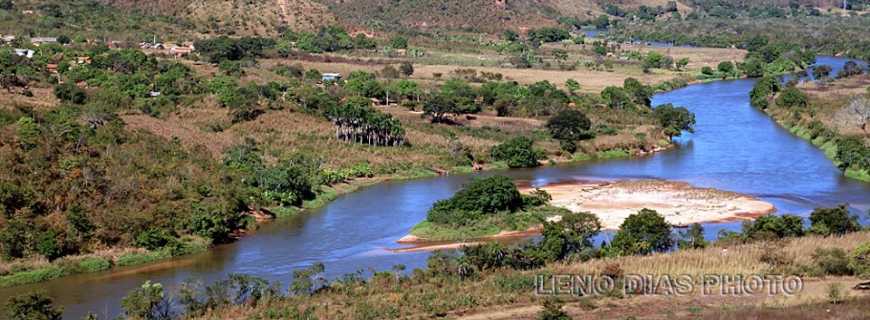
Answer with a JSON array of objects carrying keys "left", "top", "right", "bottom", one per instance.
[
  {"left": 809, "top": 205, "right": 860, "bottom": 236},
  {"left": 813, "top": 248, "right": 852, "bottom": 276},
  {"left": 849, "top": 242, "right": 870, "bottom": 277},
  {"left": 53, "top": 83, "right": 86, "bottom": 104},
  {"left": 426, "top": 176, "right": 523, "bottom": 225},
  {"left": 775, "top": 86, "right": 808, "bottom": 109},
  {"left": 490, "top": 136, "right": 543, "bottom": 168},
  {"left": 546, "top": 109, "right": 593, "bottom": 141},
  {"left": 609, "top": 209, "right": 672, "bottom": 256},
  {"left": 135, "top": 228, "right": 177, "bottom": 251},
  {"left": 6, "top": 292, "right": 62, "bottom": 320},
  {"left": 742, "top": 214, "right": 805, "bottom": 240}
]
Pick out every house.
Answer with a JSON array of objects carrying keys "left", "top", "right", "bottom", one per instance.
[
  {"left": 169, "top": 45, "right": 194, "bottom": 57},
  {"left": 0, "top": 35, "right": 15, "bottom": 43},
  {"left": 322, "top": 73, "right": 342, "bottom": 82},
  {"left": 31, "top": 37, "right": 58, "bottom": 46},
  {"left": 13, "top": 49, "right": 35, "bottom": 59}
]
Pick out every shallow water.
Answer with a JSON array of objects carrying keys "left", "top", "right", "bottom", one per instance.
[{"left": 1, "top": 57, "right": 868, "bottom": 319}]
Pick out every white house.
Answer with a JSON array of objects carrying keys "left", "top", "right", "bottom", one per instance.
[{"left": 13, "top": 49, "right": 35, "bottom": 59}]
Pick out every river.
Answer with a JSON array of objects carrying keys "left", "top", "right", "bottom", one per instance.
[{"left": 1, "top": 57, "right": 868, "bottom": 319}]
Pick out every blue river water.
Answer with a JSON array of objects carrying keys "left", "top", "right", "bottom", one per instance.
[{"left": 0, "top": 57, "right": 867, "bottom": 318}]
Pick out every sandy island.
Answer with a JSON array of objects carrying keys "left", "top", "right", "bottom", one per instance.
[{"left": 391, "top": 179, "right": 774, "bottom": 253}]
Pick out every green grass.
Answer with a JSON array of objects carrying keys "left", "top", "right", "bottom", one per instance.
[
  {"left": 76, "top": 257, "right": 112, "bottom": 273},
  {"left": 595, "top": 149, "right": 630, "bottom": 159},
  {"left": 116, "top": 250, "right": 172, "bottom": 267},
  {"left": 845, "top": 168, "right": 870, "bottom": 182},
  {"left": 0, "top": 266, "right": 68, "bottom": 288}
]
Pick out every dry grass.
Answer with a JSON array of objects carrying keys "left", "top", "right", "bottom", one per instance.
[{"left": 553, "top": 232, "right": 870, "bottom": 278}]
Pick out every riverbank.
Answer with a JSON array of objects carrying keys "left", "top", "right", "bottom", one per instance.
[{"left": 760, "top": 74, "right": 870, "bottom": 182}]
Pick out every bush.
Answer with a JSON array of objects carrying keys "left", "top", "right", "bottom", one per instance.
[
  {"left": 809, "top": 205, "right": 860, "bottom": 236},
  {"left": 546, "top": 109, "right": 593, "bottom": 141},
  {"left": 538, "top": 299, "right": 570, "bottom": 320},
  {"left": 742, "top": 214, "right": 805, "bottom": 240},
  {"left": 426, "top": 176, "right": 523, "bottom": 226},
  {"left": 849, "top": 242, "right": 870, "bottom": 277},
  {"left": 775, "top": 86, "right": 808, "bottom": 109},
  {"left": 813, "top": 248, "right": 852, "bottom": 276},
  {"left": 135, "top": 228, "right": 177, "bottom": 251},
  {"left": 609, "top": 209, "right": 672, "bottom": 256},
  {"left": 6, "top": 292, "right": 62, "bottom": 320},
  {"left": 53, "top": 83, "right": 86, "bottom": 104},
  {"left": 490, "top": 136, "right": 543, "bottom": 168}
]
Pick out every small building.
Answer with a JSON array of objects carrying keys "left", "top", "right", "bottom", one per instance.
[
  {"left": 169, "top": 45, "right": 194, "bottom": 57},
  {"left": 31, "top": 37, "right": 58, "bottom": 46},
  {"left": 75, "top": 56, "right": 92, "bottom": 65},
  {"left": 322, "top": 73, "right": 342, "bottom": 82},
  {"left": 13, "top": 49, "right": 35, "bottom": 59},
  {"left": 149, "top": 91, "right": 162, "bottom": 97},
  {"left": 0, "top": 35, "right": 15, "bottom": 43}
]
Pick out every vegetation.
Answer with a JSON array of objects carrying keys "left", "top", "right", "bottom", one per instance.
[
  {"left": 490, "top": 137, "right": 544, "bottom": 168},
  {"left": 605, "top": 209, "right": 673, "bottom": 256}
]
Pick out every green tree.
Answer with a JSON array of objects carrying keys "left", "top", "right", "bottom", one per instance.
[
  {"left": 643, "top": 51, "right": 665, "bottom": 69},
  {"left": 609, "top": 209, "right": 672, "bottom": 256},
  {"left": 675, "top": 57, "right": 689, "bottom": 71},
  {"left": 564, "top": 79, "right": 580, "bottom": 95},
  {"left": 623, "top": 77, "right": 653, "bottom": 106},
  {"left": 742, "top": 215, "right": 805, "bottom": 240},
  {"left": 677, "top": 223, "right": 707, "bottom": 249},
  {"left": 6, "top": 292, "right": 62, "bottom": 320},
  {"left": 593, "top": 14, "right": 610, "bottom": 29},
  {"left": 601, "top": 86, "right": 632, "bottom": 109},
  {"left": 717, "top": 61, "right": 735, "bottom": 75},
  {"left": 812, "top": 65, "right": 832, "bottom": 79},
  {"left": 546, "top": 109, "right": 592, "bottom": 141},
  {"left": 809, "top": 205, "right": 861, "bottom": 236},
  {"left": 749, "top": 76, "right": 780, "bottom": 109},
  {"left": 389, "top": 36, "right": 408, "bottom": 49},
  {"left": 490, "top": 136, "right": 543, "bottom": 168},
  {"left": 426, "top": 176, "right": 524, "bottom": 225},
  {"left": 775, "top": 86, "right": 808, "bottom": 108},
  {"left": 537, "top": 212, "right": 602, "bottom": 261},
  {"left": 0, "top": 0, "right": 14, "bottom": 10},
  {"left": 653, "top": 104, "right": 696, "bottom": 140},
  {"left": 290, "top": 263, "right": 326, "bottom": 296},
  {"left": 53, "top": 83, "right": 86, "bottom": 104}
]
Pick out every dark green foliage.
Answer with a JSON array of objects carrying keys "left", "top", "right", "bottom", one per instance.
[
  {"left": 623, "top": 78, "right": 654, "bottom": 107},
  {"left": 809, "top": 205, "right": 861, "bottom": 236},
  {"left": 194, "top": 36, "right": 275, "bottom": 63},
  {"left": 775, "top": 86, "right": 808, "bottom": 109},
  {"left": 527, "top": 27, "right": 570, "bottom": 44},
  {"left": 135, "top": 228, "right": 177, "bottom": 251},
  {"left": 294, "top": 26, "right": 354, "bottom": 53},
  {"left": 5, "top": 292, "right": 62, "bottom": 320},
  {"left": 813, "top": 248, "right": 852, "bottom": 276},
  {"left": 490, "top": 136, "right": 543, "bottom": 168},
  {"left": 0, "top": 0, "right": 13, "bottom": 10},
  {"left": 53, "top": 83, "right": 86, "bottom": 104},
  {"left": 749, "top": 76, "right": 780, "bottom": 109},
  {"left": 546, "top": 109, "right": 592, "bottom": 141},
  {"left": 343, "top": 71, "right": 384, "bottom": 99},
  {"left": 653, "top": 104, "right": 696, "bottom": 139},
  {"left": 835, "top": 137, "right": 870, "bottom": 172},
  {"left": 742, "top": 214, "right": 805, "bottom": 240},
  {"left": 601, "top": 86, "right": 633, "bottom": 109},
  {"left": 426, "top": 176, "right": 523, "bottom": 226},
  {"left": 677, "top": 223, "right": 707, "bottom": 250},
  {"left": 461, "top": 242, "right": 545, "bottom": 271},
  {"left": 717, "top": 61, "right": 735, "bottom": 74},
  {"left": 609, "top": 209, "right": 672, "bottom": 256},
  {"left": 389, "top": 36, "right": 408, "bottom": 49},
  {"left": 536, "top": 212, "right": 601, "bottom": 262}
]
